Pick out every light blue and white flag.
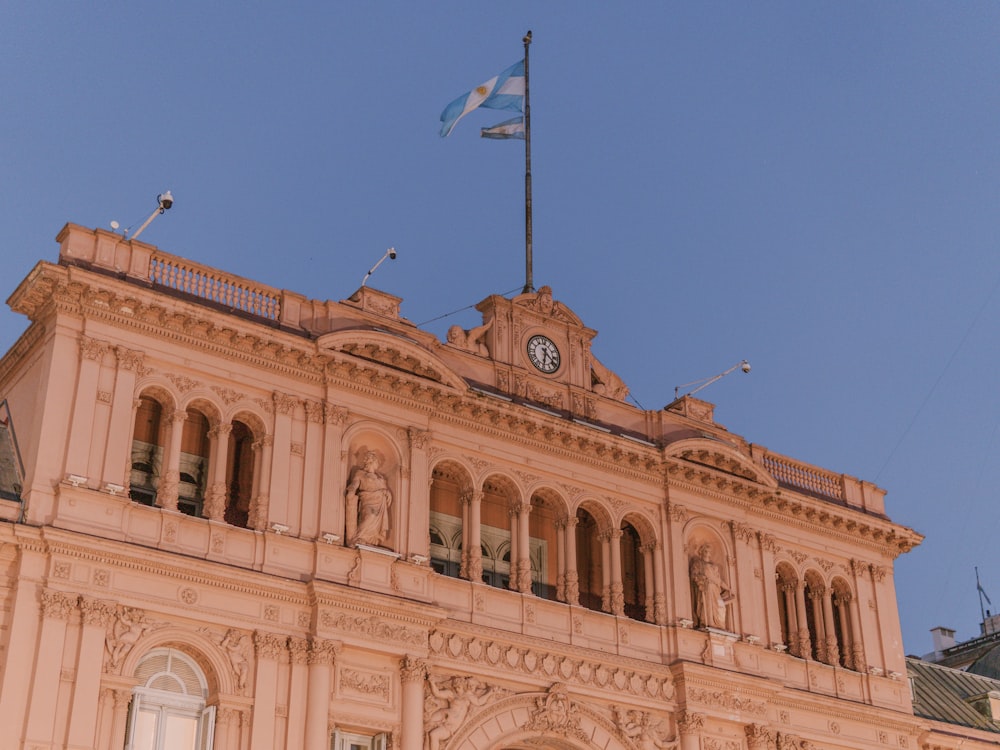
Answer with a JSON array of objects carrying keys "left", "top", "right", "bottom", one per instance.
[
  {"left": 481, "top": 116, "right": 525, "bottom": 140},
  {"left": 439, "top": 59, "right": 525, "bottom": 137}
]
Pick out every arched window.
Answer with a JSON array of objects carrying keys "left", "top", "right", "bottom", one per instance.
[
  {"left": 125, "top": 648, "right": 214, "bottom": 750},
  {"left": 224, "top": 420, "right": 254, "bottom": 528},
  {"left": 775, "top": 563, "right": 799, "bottom": 656},
  {"left": 178, "top": 410, "right": 210, "bottom": 517},
  {"left": 130, "top": 397, "right": 165, "bottom": 506},
  {"left": 620, "top": 522, "right": 646, "bottom": 621},
  {"left": 575, "top": 508, "right": 603, "bottom": 613}
]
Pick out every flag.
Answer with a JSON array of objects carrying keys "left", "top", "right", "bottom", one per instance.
[
  {"left": 439, "top": 59, "right": 525, "bottom": 137},
  {"left": 481, "top": 117, "right": 525, "bottom": 140}
]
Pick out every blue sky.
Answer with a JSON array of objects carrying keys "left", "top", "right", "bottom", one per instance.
[{"left": 4, "top": 2, "right": 1000, "bottom": 654}]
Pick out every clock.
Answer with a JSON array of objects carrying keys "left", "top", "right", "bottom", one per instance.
[{"left": 526, "top": 335, "right": 561, "bottom": 373}]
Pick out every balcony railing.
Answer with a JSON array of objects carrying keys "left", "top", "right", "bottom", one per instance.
[{"left": 149, "top": 255, "right": 281, "bottom": 321}]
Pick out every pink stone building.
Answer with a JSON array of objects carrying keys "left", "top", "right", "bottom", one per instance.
[{"left": 0, "top": 224, "right": 992, "bottom": 749}]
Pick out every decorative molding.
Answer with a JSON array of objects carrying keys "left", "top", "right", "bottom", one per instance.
[
  {"left": 41, "top": 590, "right": 77, "bottom": 620},
  {"left": 320, "top": 610, "right": 425, "bottom": 647}
]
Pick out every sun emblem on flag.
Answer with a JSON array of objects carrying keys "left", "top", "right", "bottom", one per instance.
[{"left": 475, "top": 85, "right": 489, "bottom": 96}]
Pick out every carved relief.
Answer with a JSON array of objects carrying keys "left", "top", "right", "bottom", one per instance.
[
  {"left": 525, "top": 683, "right": 588, "bottom": 740},
  {"left": 424, "top": 674, "right": 508, "bottom": 750},
  {"left": 254, "top": 631, "right": 287, "bottom": 660},
  {"left": 614, "top": 706, "right": 677, "bottom": 750},
  {"left": 219, "top": 629, "right": 251, "bottom": 693},
  {"left": 341, "top": 667, "right": 390, "bottom": 700},
  {"left": 321, "top": 611, "right": 425, "bottom": 647},
  {"left": 687, "top": 687, "right": 767, "bottom": 717},
  {"left": 41, "top": 590, "right": 77, "bottom": 620},
  {"left": 107, "top": 606, "right": 157, "bottom": 669}
]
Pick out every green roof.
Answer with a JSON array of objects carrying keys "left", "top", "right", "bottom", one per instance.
[{"left": 907, "top": 656, "right": 1000, "bottom": 733}]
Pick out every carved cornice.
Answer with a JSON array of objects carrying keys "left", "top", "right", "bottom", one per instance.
[{"left": 426, "top": 628, "right": 674, "bottom": 702}]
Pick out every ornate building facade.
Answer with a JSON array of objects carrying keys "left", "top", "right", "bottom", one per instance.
[{"left": 0, "top": 224, "right": 992, "bottom": 749}]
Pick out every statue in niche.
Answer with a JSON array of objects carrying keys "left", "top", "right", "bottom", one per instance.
[
  {"left": 446, "top": 318, "right": 493, "bottom": 357},
  {"left": 345, "top": 451, "right": 392, "bottom": 547},
  {"left": 689, "top": 543, "right": 734, "bottom": 629},
  {"left": 424, "top": 675, "right": 501, "bottom": 750}
]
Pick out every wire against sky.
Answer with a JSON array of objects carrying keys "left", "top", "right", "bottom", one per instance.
[
  {"left": 416, "top": 286, "right": 524, "bottom": 328},
  {"left": 874, "top": 266, "right": 1000, "bottom": 482}
]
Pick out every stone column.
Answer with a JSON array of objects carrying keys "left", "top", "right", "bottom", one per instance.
[
  {"left": 300, "top": 402, "right": 325, "bottom": 540},
  {"left": 467, "top": 490, "right": 483, "bottom": 582},
  {"left": 555, "top": 519, "right": 567, "bottom": 601},
  {"left": 101, "top": 347, "right": 143, "bottom": 487},
  {"left": 608, "top": 528, "right": 624, "bottom": 616},
  {"left": 640, "top": 542, "right": 656, "bottom": 623},
  {"left": 267, "top": 392, "right": 298, "bottom": 529},
  {"left": 67, "top": 597, "right": 116, "bottom": 748},
  {"left": 317, "top": 404, "right": 348, "bottom": 540},
  {"left": 404, "top": 428, "right": 431, "bottom": 557},
  {"left": 304, "top": 638, "right": 338, "bottom": 750},
  {"left": 781, "top": 582, "right": 800, "bottom": 656},
  {"left": 65, "top": 336, "right": 108, "bottom": 480},
  {"left": 730, "top": 522, "right": 759, "bottom": 636},
  {"left": 109, "top": 688, "right": 134, "bottom": 750},
  {"left": 809, "top": 588, "right": 827, "bottom": 663},
  {"left": 758, "top": 533, "right": 781, "bottom": 647},
  {"left": 286, "top": 637, "right": 310, "bottom": 750},
  {"left": 822, "top": 588, "right": 839, "bottom": 666},
  {"left": 835, "top": 594, "right": 852, "bottom": 669},
  {"left": 249, "top": 435, "right": 274, "bottom": 531},
  {"left": 507, "top": 505, "right": 519, "bottom": 591},
  {"left": 250, "top": 632, "right": 286, "bottom": 750},
  {"left": 795, "top": 582, "right": 811, "bottom": 658},
  {"left": 848, "top": 591, "right": 866, "bottom": 672},
  {"left": 156, "top": 409, "right": 187, "bottom": 511},
  {"left": 665, "top": 502, "right": 691, "bottom": 624},
  {"left": 400, "top": 656, "right": 427, "bottom": 750},
  {"left": 600, "top": 531, "right": 612, "bottom": 613},
  {"left": 677, "top": 711, "right": 705, "bottom": 750},
  {"left": 24, "top": 590, "right": 77, "bottom": 745},
  {"left": 204, "top": 423, "right": 232, "bottom": 521},
  {"left": 563, "top": 516, "right": 579, "bottom": 606},
  {"left": 650, "top": 541, "right": 667, "bottom": 625},
  {"left": 215, "top": 707, "right": 241, "bottom": 750},
  {"left": 0, "top": 551, "right": 46, "bottom": 731},
  {"left": 517, "top": 501, "right": 532, "bottom": 594}
]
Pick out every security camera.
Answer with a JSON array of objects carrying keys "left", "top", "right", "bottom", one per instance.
[
  {"left": 158, "top": 191, "right": 174, "bottom": 211},
  {"left": 388, "top": 247, "right": 397, "bottom": 260},
  {"left": 740, "top": 360, "right": 751, "bottom": 374}
]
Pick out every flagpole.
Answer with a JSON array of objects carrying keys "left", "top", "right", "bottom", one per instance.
[{"left": 522, "top": 30, "right": 534, "bottom": 294}]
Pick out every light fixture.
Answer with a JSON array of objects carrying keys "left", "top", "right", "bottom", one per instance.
[
  {"left": 103, "top": 482, "right": 125, "bottom": 496},
  {"left": 666, "top": 359, "right": 751, "bottom": 408},
  {"left": 360, "top": 247, "right": 397, "bottom": 287},
  {"left": 321, "top": 533, "right": 340, "bottom": 544},
  {"left": 271, "top": 523, "right": 290, "bottom": 535},
  {"left": 66, "top": 474, "right": 89, "bottom": 487},
  {"left": 126, "top": 191, "right": 174, "bottom": 242}
]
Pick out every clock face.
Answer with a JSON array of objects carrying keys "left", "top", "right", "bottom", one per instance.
[{"left": 526, "top": 335, "right": 561, "bottom": 373}]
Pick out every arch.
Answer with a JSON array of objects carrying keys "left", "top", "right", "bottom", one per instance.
[
  {"left": 129, "top": 393, "right": 169, "bottom": 506},
  {"left": 803, "top": 569, "right": 827, "bottom": 661},
  {"left": 774, "top": 561, "right": 800, "bottom": 655},
  {"left": 447, "top": 686, "right": 633, "bottom": 750},
  {"left": 479, "top": 472, "right": 521, "bottom": 592},
  {"left": 831, "top": 575, "right": 858, "bottom": 669},
  {"left": 429, "top": 458, "right": 473, "bottom": 580},
  {"left": 119, "top": 626, "right": 237, "bottom": 698}
]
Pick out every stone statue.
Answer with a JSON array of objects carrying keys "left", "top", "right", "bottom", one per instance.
[
  {"left": 219, "top": 628, "right": 250, "bottom": 693},
  {"left": 346, "top": 451, "right": 392, "bottom": 547},
  {"left": 689, "top": 544, "right": 733, "bottom": 629},
  {"left": 424, "top": 675, "right": 498, "bottom": 750},
  {"left": 446, "top": 318, "right": 493, "bottom": 357},
  {"left": 107, "top": 606, "right": 153, "bottom": 669},
  {"left": 591, "top": 354, "right": 629, "bottom": 400}
]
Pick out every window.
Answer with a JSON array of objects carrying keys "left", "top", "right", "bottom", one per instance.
[
  {"left": 125, "top": 649, "right": 214, "bottom": 750},
  {"left": 333, "top": 730, "right": 388, "bottom": 750}
]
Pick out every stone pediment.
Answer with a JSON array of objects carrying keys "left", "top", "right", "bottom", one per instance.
[
  {"left": 665, "top": 437, "right": 777, "bottom": 488},
  {"left": 318, "top": 329, "right": 467, "bottom": 390}
]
